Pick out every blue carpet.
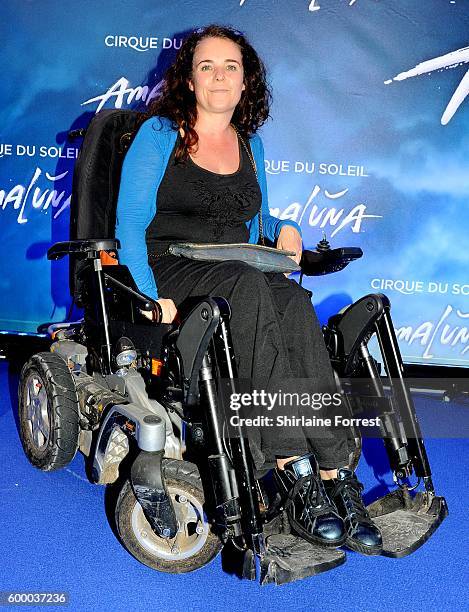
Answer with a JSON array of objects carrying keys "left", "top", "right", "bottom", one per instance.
[{"left": 1, "top": 361, "right": 467, "bottom": 612}]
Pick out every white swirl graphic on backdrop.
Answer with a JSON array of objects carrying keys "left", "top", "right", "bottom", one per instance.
[
  {"left": 239, "top": 0, "right": 363, "bottom": 10},
  {"left": 238, "top": 1, "right": 463, "bottom": 14},
  {"left": 384, "top": 46, "right": 469, "bottom": 125}
]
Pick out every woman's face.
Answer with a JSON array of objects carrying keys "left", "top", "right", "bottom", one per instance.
[{"left": 189, "top": 36, "right": 245, "bottom": 117}]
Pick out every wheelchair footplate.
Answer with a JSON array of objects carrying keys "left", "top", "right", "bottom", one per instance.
[
  {"left": 367, "top": 488, "right": 448, "bottom": 558},
  {"left": 223, "top": 511, "right": 345, "bottom": 585},
  {"left": 260, "top": 512, "right": 346, "bottom": 585}
]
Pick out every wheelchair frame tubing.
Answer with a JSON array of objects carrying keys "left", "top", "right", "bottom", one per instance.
[
  {"left": 326, "top": 293, "right": 434, "bottom": 492},
  {"left": 358, "top": 342, "right": 414, "bottom": 477},
  {"left": 197, "top": 317, "right": 264, "bottom": 548},
  {"left": 213, "top": 316, "right": 265, "bottom": 553},
  {"left": 374, "top": 304, "right": 433, "bottom": 488},
  {"left": 94, "top": 258, "right": 112, "bottom": 373}
]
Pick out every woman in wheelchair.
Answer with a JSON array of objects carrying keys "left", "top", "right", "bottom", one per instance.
[{"left": 116, "top": 24, "right": 382, "bottom": 555}]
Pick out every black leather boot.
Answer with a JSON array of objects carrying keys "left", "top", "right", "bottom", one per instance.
[
  {"left": 274, "top": 454, "right": 346, "bottom": 548},
  {"left": 324, "top": 468, "right": 383, "bottom": 555}
]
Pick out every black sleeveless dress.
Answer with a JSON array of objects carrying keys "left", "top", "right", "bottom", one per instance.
[{"left": 147, "top": 136, "right": 350, "bottom": 469}]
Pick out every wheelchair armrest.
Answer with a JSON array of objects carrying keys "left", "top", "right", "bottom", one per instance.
[
  {"left": 300, "top": 247, "right": 363, "bottom": 276},
  {"left": 47, "top": 239, "right": 120, "bottom": 260}
]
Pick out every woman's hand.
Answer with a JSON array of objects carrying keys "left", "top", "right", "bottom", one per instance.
[
  {"left": 140, "top": 298, "right": 179, "bottom": 323},
  {"left": 157, "top": 298, "right": 179, "bottom": 323},
  {"left": 277, "top": 225, "right": 302, "bottom": 274}
]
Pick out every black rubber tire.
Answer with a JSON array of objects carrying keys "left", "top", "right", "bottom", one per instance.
[
  {"left": 115, "top": 459, "right": 222, "bottom": 573},
  {"left": 18, "top": 352, "right": 80, "bottom": 471}
]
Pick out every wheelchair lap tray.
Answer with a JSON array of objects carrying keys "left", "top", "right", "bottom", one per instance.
[{"left": 168, "top": 242, "right": 301, "bottom": 273}]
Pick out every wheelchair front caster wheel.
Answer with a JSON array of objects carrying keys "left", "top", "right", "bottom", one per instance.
[
  {"left": 115, "top": 459, "right": 223, "bottom": 573},
  {"left": 18, "top": 352, "right": 80, "bottom": 471}
]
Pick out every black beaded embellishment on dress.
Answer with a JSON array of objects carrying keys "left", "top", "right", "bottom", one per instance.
[{"left": 189, "top": 179, "right": 260, "bottom": 239}]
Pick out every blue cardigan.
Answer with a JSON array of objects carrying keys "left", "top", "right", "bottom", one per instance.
[{"left": 116, "top": 116, "right": 301, "bottom": 300}]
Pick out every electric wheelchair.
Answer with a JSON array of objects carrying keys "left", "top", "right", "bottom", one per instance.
[{"left": 17, "top": 110, "right": 448, "bottom": 585}]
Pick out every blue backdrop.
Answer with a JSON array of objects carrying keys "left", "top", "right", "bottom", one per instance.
[{"left": 1, "top": 0, "right": 468, "bottom": 367}]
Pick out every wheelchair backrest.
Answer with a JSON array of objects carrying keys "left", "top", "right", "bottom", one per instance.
[{"left": 70, "top": 109, "right": 142, "bottom": 303}]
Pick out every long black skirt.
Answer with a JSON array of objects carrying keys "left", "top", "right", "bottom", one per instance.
[{"left": 151, "top": 255, "right": 351, "bottom": 470}]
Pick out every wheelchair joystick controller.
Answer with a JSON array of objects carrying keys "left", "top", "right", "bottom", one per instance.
[{"left": 316, "top": 232, "right": 331, "bottom": 252}]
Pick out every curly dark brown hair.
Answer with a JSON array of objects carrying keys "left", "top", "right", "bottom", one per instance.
[{"left": 143, "top": 24, "right": 271, "bottom": 161}]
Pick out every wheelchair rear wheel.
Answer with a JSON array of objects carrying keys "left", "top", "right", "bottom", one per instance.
[
  {"left": 115, "top": 459, "right": 223, "bottom": 573},
  {"left": 18, "top": 352, "right": 80, "bottom": 471}
]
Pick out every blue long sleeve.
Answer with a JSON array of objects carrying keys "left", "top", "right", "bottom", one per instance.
[{"left": 116, "top": 118, "right": 176, "bottom": 300}]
